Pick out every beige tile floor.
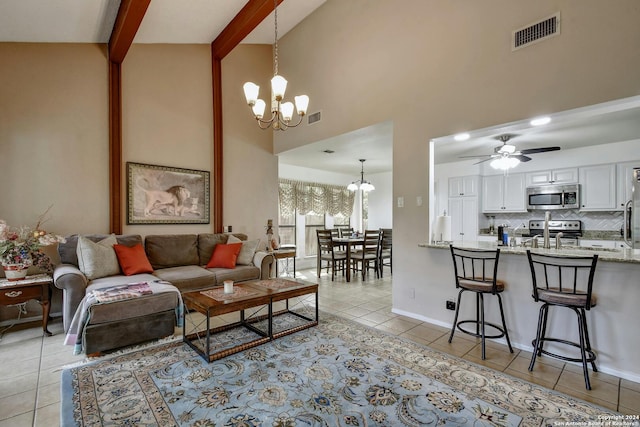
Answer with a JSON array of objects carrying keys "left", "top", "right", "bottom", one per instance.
[{"left": 0, "top": 267, "right": 638, "bottom": 426}]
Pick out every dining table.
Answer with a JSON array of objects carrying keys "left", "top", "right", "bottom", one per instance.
[{"left": 332, "top": 236, "right": 364, "bottom": 282}]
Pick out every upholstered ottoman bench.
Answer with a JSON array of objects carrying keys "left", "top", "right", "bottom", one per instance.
[{"left": 78, "top": 275, "right": 181, "bottom": 355}]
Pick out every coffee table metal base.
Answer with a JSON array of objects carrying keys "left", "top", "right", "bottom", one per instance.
[
  {"left": 183, "top": 307, "right": 272, "bottom": 363},
  {"left": 183, "top": 279, "right": 318, "bottom": 363}
]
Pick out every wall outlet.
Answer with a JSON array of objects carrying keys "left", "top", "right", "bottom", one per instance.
[{"left": 446, "top": 300, "right": 456, "bottom": 311}]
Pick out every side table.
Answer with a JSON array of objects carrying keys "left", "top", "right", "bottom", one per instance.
[
  {"left": 272, "top": 247, "right": 296, "bottom": 278},
  {"left": 0, "top": 273, "right": 53, "bottom": 336}
]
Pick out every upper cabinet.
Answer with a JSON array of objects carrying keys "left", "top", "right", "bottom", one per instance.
[
  {"left": 616, "top": 161, "right": 640, "bottom": 210},
  {"left": 579, "top": 164, "right": 616, "bottom": 211},
  {"left": 482, "top": 173, "right": 526, "bottom": 213},
  {"left": 525, "top": 168, "right": 578, "bottom": 187},
  {"left": 448, "top": 175, "right": 479, "bottom": 198}
]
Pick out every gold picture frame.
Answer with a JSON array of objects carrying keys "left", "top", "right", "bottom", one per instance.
[{"left": 126, "top": 162, "right": 210, "bottom": 224}]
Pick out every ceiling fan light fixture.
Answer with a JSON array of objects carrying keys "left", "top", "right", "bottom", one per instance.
[
  {"left": 490, "top": 156, "right": 520, "bottom": 170},
  {"left": 498, "top": 144, "right": 516, "bottom": 154},
  {"left": 530, "top": 116, "right": 551, "bottom": 126}
]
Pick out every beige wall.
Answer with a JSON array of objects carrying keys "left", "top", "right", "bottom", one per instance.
[
  {"left": 0, "top": 43, "right": 109, "bottom": 235},
  {"left": 122, "top": 44, "right": 215, "bottom": 236},
  {"left": 222, "top": 44, "right": 278, "bottom": 243},
  {"left": 273, "top": 0, "right": 640, "bottom": 314}
]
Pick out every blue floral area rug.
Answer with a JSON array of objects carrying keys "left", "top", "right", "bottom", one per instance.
[{"left": 61, "top": 313, "right": 616, "bottom": 426}]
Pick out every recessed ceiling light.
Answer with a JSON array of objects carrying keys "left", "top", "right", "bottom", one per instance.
[
  {"left": 530, "top": 116, "right": 551, "bottom": 126},
  {"left": 454, "top": 133, "right": 470, "bottom": 141}
]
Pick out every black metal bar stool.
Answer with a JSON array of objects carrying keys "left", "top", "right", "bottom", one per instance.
[
  {"left": 449, "top": 246, "right": 513, "bottom": 360},
  {"left": 526, "top": 250, "right": 599, "bottom": 390}
]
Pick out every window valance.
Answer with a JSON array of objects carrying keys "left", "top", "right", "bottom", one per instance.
[{"left": 279, "top": 179, "right": 355, "bottom": 217}]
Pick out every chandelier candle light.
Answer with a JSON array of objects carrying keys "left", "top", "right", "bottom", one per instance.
[
  {"left": 348, "top": 159, "right": 375, "bottom": 192},
  {"left": 243, "top": 0, "right": 309, "bottom": 130}
]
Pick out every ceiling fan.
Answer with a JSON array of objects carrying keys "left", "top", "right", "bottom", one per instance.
[{"left": 459, "top": 134, "right": 560, "bottom": 169}]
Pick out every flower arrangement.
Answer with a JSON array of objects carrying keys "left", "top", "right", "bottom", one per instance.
[{"left": 0, "top": 208, "right": 66, "bottom": 273}]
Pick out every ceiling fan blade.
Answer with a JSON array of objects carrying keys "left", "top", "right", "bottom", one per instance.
[
  {"left": 473, "top": 157, "right": 494, "bottom": 165},
  {"left": 512, "top": 154, "right": 532, "bottom": 162},
  {"left": 458, "top": 154, "right": 493, "bottom": 159},
  {"left": 519, "top": 146, "right": 561, "bottom": 155}
]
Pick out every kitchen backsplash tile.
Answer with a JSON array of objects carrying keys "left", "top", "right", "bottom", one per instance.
[{"left": 484, "top": 211, "right": 624, "bottom": 233}]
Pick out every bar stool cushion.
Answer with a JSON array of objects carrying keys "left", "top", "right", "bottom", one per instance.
[
  {"left": 536, "top": 288, "right": 597, "bottom": 308},
  {"left": 458, "top": 278, "right": 505, "bottom": 292}
]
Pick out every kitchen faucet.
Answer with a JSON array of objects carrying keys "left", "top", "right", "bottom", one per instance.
[{"left": 543, "top": 211, "right": 551, "bottom": 249}]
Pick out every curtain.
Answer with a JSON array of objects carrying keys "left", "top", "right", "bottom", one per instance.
[{"left": 279, "top": 179, "right": 355, "bottom": 217}]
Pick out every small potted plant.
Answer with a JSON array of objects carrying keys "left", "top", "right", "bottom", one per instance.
[{"left": 0, "top": 209, "right": 65, "bottom": 281}]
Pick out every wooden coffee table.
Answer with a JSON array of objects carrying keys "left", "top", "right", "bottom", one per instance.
[
  {"left": 243, "top": 278, "right": 318, "bottom": 339},
  {"left": 182, "top": 278, "right": 318, "bottom": 362}
]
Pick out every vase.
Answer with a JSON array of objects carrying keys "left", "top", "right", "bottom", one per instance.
[{"left": 3, "top": 264, "right": 29, "bottom": 281}]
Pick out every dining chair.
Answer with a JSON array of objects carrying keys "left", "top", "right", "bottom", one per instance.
[
  {"left": 351, "top": 229, "right": 382, "bottom": 280},
  {"left": 316, "top": 229, "right": 347, "bottom": 281},
  {"left": 378, "top": 228, "right": 392, "bottom": 277},
  {"left": 337, "top": 227, "right": 354, "bottom": 238}
]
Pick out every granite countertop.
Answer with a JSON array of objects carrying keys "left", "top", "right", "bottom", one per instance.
[{"left": 419, "top": 241, "right": 640, "bottom": 264}]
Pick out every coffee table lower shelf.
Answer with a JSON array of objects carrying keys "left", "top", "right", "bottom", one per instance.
[
  {"left": 184, "top": 314, "right": 272, "bottom": 363},
  {"left": 182, "top": 279, "right": 318, "bottom": 363}
]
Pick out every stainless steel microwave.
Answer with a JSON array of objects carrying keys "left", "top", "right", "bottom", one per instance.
[{"left": 526, "top": 184, "right": 580, "bottom": 210}]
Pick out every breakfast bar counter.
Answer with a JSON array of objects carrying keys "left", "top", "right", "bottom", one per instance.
[{"left": 407, "top": 242, "right": 640, "bottom": 383}]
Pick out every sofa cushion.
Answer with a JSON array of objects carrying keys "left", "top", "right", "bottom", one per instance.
[
  {"left": 152, "top": 265, "right": 217, "bottom": 292},
  {"left": 76, "top": 235, "right": 121, "bottom": 280},
  {"left": 207, "top": 265, "right": 261, "bottom": 285},
  {"left": 59, "top": 234, "right": 142, "bottom": 267},
  {"left": 227, "top": 235, "right": 259, "bottom": 265},
  {"left": 197, "top": 233, "right": 247, "bottom": 265},
  {"left": 145, "top": 234, "right": 199, "bottom": 269},
  {"left": 206, "top": 243, "right": 242, "bottom": 269},
  {"left": 114, "top": 243, "right": 154, "bottom": 276}
]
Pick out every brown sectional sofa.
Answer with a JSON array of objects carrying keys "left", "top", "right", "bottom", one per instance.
[{"left": 53, "top": 233, "right": 273, "bottom": 354}]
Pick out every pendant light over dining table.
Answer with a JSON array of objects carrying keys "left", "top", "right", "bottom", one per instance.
[
  {"left": 348, "top": 159, "right": 375, "bottom": 192},
  {"left": 242, "top": 0, "right": 309, "bottom": 131}
]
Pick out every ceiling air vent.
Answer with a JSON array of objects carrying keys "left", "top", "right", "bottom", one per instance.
[
  {"left": 512, "top": 13, "right": 560, "bottom": 51},
  {"left": 308, "top": 111, "right": 321, "bottom": 125}
]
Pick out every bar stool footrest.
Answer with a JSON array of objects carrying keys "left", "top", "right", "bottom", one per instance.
[
  {"left": 531, "top": 338, "right": 597, "bottom": 364},
  {"left": 456, "top": 320, "right": 507, "bottom": 340}
]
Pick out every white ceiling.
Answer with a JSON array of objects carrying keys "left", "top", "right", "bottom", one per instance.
[
  {"left": 0, "top": 0, "right": 326, "bottom": 44},
  {"left": 1, "top": 1, "right": 639, "bottom": 176}
]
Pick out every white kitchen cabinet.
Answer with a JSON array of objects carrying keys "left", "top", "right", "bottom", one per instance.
[
  {"left": 482, "top": 173, "right": 526, "bottom": 213},
  {"left": 448, "top": 197, "right": 478, "bottom": 241},
  {"left": 448, "top": 175, "right": 479, "bottom": 198},
  {"left": 525, "top": 168, "right": 578, "bottom": 186},
  {"left": 616, "top": 161, "right": 640, "bottom": 210},
  {"left": 579, "top": 164, "right": 616, "bottom": 211},
  {"left": 448, "top": 175, "right": 479, "bottom": 197}
]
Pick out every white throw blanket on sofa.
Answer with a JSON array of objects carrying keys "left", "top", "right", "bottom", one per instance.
[{"left": 64, "top": 280, "right": 183, "bottom": 355}]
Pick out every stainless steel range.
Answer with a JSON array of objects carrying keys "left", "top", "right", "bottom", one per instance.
[{"left": 526, "top": 219, "right": 582, "bottom": 246}]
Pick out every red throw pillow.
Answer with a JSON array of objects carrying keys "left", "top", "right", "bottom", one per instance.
[
  {"left": 206, "top": 243, "right": 242, "bottom": 269},
  {"left": 113, "top": 243, "right": 154, "bottom": 276}
]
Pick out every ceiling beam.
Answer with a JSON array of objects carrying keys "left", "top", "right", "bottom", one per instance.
[
  {"left": 109, "top": 0, "right": 151, "bottom": 64},
  {"left": 211, "top": 0, "right": 283, "bottom": 60},
  {"left": 108, "top": 0, "right": 151, "bottom": 233}
]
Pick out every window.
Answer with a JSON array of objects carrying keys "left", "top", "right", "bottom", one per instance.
[
  {"left": 278, "top": 208, "right": 295, "bottom": 246},
  {"left": 305, "top": 212, "right": 325, "bottom": 256}
]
